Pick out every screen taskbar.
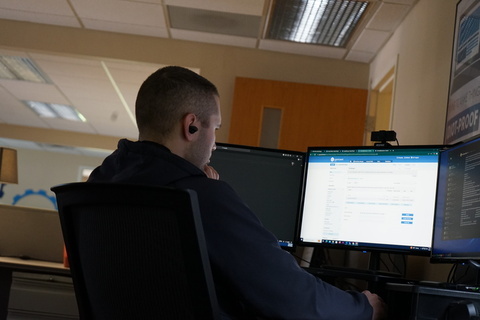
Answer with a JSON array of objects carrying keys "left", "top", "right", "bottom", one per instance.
[{"left": 300, "top": 238, "right": 430, "bottom": 252}]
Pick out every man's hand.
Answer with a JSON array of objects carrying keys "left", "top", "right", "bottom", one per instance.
[
  {"left": 363, "top": 290, "right": 387, "bottom": 320},
  {"left": 204, "top": 165, "right": 219, "bottom": 180}
]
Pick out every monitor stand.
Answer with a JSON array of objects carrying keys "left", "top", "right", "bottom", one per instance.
[
  {"left": 368, "top": 252, "right": 403, "bottom": 277},
  {"left": 368, "top": 252, "right": 384, "bottom": 274},
  {"left": 314, "top": 251, "right": 403, "bottom": 279}
]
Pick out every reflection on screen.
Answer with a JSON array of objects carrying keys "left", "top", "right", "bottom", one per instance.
[{"left": 209, "top": 143, "right": 305, "bottom": 250}]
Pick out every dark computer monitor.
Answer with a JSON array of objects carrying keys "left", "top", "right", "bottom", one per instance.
[
  {"left": 431, "top": 136, "right": 480, "bottom": 264},
  {"left": 297, "top": 145, "right": 443, "bottom": 268},
  {"left": 209, "top": 143, "right": 305, "bottom": 250}
]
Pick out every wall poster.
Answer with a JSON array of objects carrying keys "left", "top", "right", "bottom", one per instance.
[{"left": 445, "top": 0, "right": 480, "bottom": 144}]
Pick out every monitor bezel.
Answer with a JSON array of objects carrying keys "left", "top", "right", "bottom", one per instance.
[{"left": 296, "top": 144, "right": 446, "bottom": 257}]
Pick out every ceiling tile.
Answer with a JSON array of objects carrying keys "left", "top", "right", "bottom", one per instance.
[
  {"left": 366, "top": 3, "right": 411, "bottom": 32},
  {"left": 82, "top": 19, "right": 168, "bottom": 37},
  {"left": 0, "top": 80, "right": 70, "bottom": 104},
  {"left": 38, "top": 117, "right": 97, "bottom": 134},
  {"left": 31, "top": 52, "right": 101, "bottom": 66},
  {"left": 103, "top": 60, "right": 164, "bottom": 85},
  {"left": 0, "top": 10, "right": 80, "bottom": 27},
  {"left": 106, "top": 81, "right": 137, "bottom": 115},
  {"left": 164, "top": 0, "right": 265, "bottom": 15},
  {"left": 128, "top": 0, "right": 161, "bottom": 3},
  {"left": 32, "top": 57, "right": 107, "bottom": 80},
  {"left": 168, "top": 6, "right": 261, "bottom": 38},
  {"left": 71, "top": 0, "right": 166, "bottom": 27},
  {"left": 103, "top": 60, "right": 165, "bottom": 123},
  {"left": 54, "top": 77, "right": 119, "bottom": 102},
  {"left": 0, "top": 0, "right": 80, "bottom": 27},
  {"left": 70, "top": 97, "right": 120, "bottom": 119},
  {"left": 0, "top": 86, "right": 50, "bottom": 128},
  {"left": 72, "top": 98, "right": 137, "bottom": 138},
  {"left": 90, "top": 121, "right": 137, "bottom": 138},
  {"left": 0, "top": 0, "right": 74, "bottom": 15},
  {"left": 170, "top": 29, "right": 257, "bottom": 48},
  {"left": 385, "top": 0, "right": 417, "bottom": 5}
]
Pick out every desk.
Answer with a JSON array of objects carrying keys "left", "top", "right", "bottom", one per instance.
[{"left": 0, "top": 257, "right": 70, "bottom": 320}]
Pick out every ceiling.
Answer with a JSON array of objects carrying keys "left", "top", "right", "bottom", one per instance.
[{"left": 0, "top": 0, "right": 418, "bottom": 156}]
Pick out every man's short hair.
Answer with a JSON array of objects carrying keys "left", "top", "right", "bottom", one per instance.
[{"left": 135, "top": 66, "right": 219, "bottom": 139}]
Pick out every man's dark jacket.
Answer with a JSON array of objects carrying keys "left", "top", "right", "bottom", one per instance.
[{"left": 87, "top": 139, "right": 373, "bottom": 319}]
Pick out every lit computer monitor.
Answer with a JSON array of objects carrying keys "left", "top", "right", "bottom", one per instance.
[
  {"left": 297, "top": 145, "right": 443, "bottom": 268},
  {"left": 209, "top": 143, "right": 305, "bottom": 250},
  {"left": 432, "top": 136, "right": 480, "bottom": 264}
]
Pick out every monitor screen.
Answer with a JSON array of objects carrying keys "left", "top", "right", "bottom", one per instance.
[
  {"left": 432, "top": 136, "right": 480, "bottom": 263},
  {"left": 297, "top": 145, "right": 442, "bottom": 256},
  {"left": 209, "top": 143, "right": 305, "bottom": 250}
]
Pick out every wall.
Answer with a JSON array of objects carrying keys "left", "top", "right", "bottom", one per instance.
[
  {"left": 369, "top": 0, "right": 458, "bottom": 281},
  {"left": 370, "top": 0, "right": 457, "bottom": 145},
  {"left": 0, "top": 148, "right": 105, "bottom": 210}
]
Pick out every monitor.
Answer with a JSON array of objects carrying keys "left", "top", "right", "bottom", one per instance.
[
  {"left": 209, "top": 143, "right": 305, "bottom": 250},
  {"left": 431, "top": 136, "right": 480, "bottom": 263},
  {"left": 297, "top": 145, "right": 443, "bottom": 265}
]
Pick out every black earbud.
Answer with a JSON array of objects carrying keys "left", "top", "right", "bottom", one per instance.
[{"left": 189, "top": 126, "right": 198, "bottom": 134}]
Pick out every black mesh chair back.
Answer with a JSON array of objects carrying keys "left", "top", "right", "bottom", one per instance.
[{"left": 51, "top": 182, "right": 220, "bottom": 320}]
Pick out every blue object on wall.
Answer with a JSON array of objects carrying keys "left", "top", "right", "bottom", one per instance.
[{"left": 12, "top": 189, "right": 58, "bottom": 210}]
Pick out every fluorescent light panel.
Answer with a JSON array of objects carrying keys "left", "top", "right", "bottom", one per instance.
[
  {"left": 24, "top": 101, "right": 87, "bottom": 122},
  {"left": 266, "top": 0, "right": 369, "bottom": 47},
  {"left": 0, "top": 56, "right": 50, "bottom": 83}
]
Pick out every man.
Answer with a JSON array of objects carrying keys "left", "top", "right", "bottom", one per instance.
[{"left": 88, "top": 66, "right": 386, "bottom": 319}]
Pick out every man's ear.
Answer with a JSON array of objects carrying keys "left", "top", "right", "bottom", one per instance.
[{"left": 183, "top": 113, "right": 198, "bottom": 141}]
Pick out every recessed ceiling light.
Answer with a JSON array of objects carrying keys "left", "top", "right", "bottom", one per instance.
[
  {"left": 266, "top": 0, "right": 369, "bottom": 47},
  {"left": 0, "top": 56, "right": 50, "bottom": 83},
  {"left": 24, "top": 101, "right": 87, "bottom": 122}
]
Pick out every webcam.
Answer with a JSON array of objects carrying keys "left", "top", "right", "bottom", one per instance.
[{"left": 371, "top": 130, "right": 397, "bottom": 146}]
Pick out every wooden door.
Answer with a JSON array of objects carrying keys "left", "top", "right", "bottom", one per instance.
[{"left": 229, "top": 77, "right": 368, "bottom": 151}]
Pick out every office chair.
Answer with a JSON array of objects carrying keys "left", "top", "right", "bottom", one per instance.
[{"left": 51, "top": 182, "right": 221, "bottom": 320}]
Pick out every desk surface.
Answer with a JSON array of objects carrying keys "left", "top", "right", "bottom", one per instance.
[{"left": 0, "top": 256, "right": 70, "bottom": 276}]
